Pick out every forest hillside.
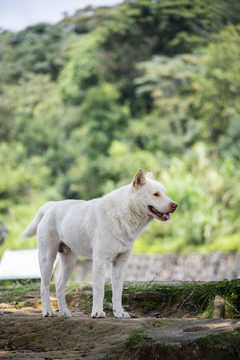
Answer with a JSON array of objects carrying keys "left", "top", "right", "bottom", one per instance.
[{"left": 1, "top": 0, "right": 240, "bottom": 255}]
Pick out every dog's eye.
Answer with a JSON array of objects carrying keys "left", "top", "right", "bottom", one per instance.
[{"left": 153, "top": 192, "right": 160, "bottom": 197}]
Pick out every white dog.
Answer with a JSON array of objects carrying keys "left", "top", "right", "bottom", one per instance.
[{"left": 22, "top": 169, "right": 177, "bottom": 318}]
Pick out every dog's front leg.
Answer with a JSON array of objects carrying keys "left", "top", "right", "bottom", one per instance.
[
  {"left": 112, "top": 250, "right": 131, "bottom": 319},
  {"left": 91, "top": 258, "right": 107, "bottom": 318}
]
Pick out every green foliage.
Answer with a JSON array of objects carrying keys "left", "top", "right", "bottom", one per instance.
[
  {"left": 59, "top": 31, "right": 105, "bottom": 104},
  {"left": 201, "top": 279, "right": 240, "bottom": 318},
  {"left": 0, "top": 142, "right": 51, "bottom": 210},
  {"left": 0, "top": 282, "right": 39, "bottom": 304},
  {"left": 123, "top": 330, "right": 151, "bottom": 353},
  {"left": 121, "top": 279, "right": 240, "bottom": 317},
  {"left": 0, "top": 0, "right": 240, "bottom": 255},
  {"left": 0, "top": 23, "right": 74, "bottom": 82},
  {"left": 193, "top": 26, "right": 240, "bottom": 143},
  {"left": 0, "top": 281, "right": 55, "bottom": 303},
  {"left": 134, "top": 54, "right": 201, "bottom": 153},
  {"left": 192, "top": 329, "right": 240, "bottom": 358},
  {"left": 133, "top": 150, "right": 240, "bottom": 253}
]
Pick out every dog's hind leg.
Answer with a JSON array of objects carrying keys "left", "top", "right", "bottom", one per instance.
[
  {"left": 56, "top": 249, "right": 77, "bottom": 317},
  {"left": 38, "top": 234, "right": 58, "bottom": 317}
]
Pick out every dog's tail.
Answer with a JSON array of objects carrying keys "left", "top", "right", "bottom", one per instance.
[{"left": 22, "top": 202, "right": 55, "bottom": 238}]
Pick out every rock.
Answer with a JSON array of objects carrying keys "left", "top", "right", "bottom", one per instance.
[
  {"left": 213, "top": 295, "right": 225, "bottom": 318},
  {"left": 144, "top": 319, "right": 240, "bottom": 346}
]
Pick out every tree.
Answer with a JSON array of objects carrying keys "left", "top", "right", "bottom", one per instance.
[
  {"left": 193, "top": 26, "right": 240, "bottom": 144},
  {"left": 133, "top": 54, "right": 201, "bottom": 153},
  {"left": 0, "top": 142, "right": 51, "bottom": 212},
  {"left": 58, "top": 31, "right": 105, "bottom": 104},
  {"left": 0, "top": 23, "right": 74, "bottom": 83},
  {"left": 60, "top": 83, "right": 130, "bottom": 199}
]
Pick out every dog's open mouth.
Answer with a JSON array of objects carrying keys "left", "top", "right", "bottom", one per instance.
[{"left": 148, "top": 206, "right": 171, "bottom": 221}]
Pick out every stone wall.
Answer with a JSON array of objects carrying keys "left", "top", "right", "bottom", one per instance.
[{"left": 70, "top": 252, "right": 240, "bottom": 283}]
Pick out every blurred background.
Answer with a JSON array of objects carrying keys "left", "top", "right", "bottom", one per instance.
[{"left": 0, "top": 0, "right": 240, "bottom": 280}]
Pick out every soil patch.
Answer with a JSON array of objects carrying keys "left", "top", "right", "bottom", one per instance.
[
  {"left": 0, "top": 311, "right": 162, "bottom": 359},
  {"left": 0, "top": 283, "right": 240, "bottom": 359}
]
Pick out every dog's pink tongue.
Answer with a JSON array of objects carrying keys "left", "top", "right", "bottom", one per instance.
[{"left": 165, "top": 213, "right": 170, "bottom": 220}]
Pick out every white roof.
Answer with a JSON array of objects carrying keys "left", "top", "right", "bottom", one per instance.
[{"left": 0, "top": 249, "right": 41, "bottom": 280}]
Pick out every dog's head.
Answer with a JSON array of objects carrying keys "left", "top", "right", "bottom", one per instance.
[{"left": 132, "top": 169, "right": 178, "bottom": 221}]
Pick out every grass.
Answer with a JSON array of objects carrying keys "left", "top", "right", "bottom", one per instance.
[
  {"left": 1, "top": 279, "right": 240, "bottom": 318},
  {"left": 191, "top": 327, "right": 240, "bottom": 357},
  {"left": 104, "top": 279, "right": 240, "bottom": 317},
  {"left": 122, "top": 327, "right": 240, "bottom": 360},
  {"left": 123, "top": 329, "right": 151, "bottom": 353},
  {"left": 77, "top": 279, "right": 240, "bottom": 318},
  {"left": 0, "top": 280, "right": 54, "bottom": 304}
]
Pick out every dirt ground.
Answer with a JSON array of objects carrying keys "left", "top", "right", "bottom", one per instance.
[
  {"left": 0, "top": 293, "right": 169, "bottom": 360},
  {"left": 0, "top": 313, "right": 164, "bottom": 359},
  {"left": 0, "top": 287, "right": 240, "bottom": 360}
]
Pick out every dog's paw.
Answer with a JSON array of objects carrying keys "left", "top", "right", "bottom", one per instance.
[
  {"left": 91, "top": 310, "right": 106, "bottom": 318},
  {"left": 43, "top": 309, "right": 57, "bottom": 317},
  {"left": 59, "top": 308, "right": 72, "bottom": 317},
  {"left": 113, "top": 310, "right": 131, "bottom": 319}
]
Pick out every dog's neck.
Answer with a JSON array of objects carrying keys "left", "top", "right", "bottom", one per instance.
[{"left": 103, "top": 185, "right": 152, "bottom": 242}]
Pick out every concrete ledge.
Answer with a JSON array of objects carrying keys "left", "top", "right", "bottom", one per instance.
[
  {"left": 70, "top": 252, "right": 240, "bottom": 283},
  {"left": 145, "top": 319, "right": 240, "bottom": 346}
]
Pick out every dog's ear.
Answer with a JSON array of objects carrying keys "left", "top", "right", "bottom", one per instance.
[
  {"left": 145, "top": 169, "right": 155, "bottom": 180},
  {"left": 133, "top": 169, "right": 146, "bottom": 189}
]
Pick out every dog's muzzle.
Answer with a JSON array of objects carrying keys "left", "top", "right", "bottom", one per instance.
[{"left": 148, "top": 202, "right": 178, "bottom": 221}]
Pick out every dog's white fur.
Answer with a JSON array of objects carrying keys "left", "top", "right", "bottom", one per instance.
[{"left": 22, "top": 169, "right": 177, "bottom": 318}]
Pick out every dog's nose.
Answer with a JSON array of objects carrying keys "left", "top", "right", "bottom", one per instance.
[{"left": 171, "top": 202, "right": 178, "bottom": 212}]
